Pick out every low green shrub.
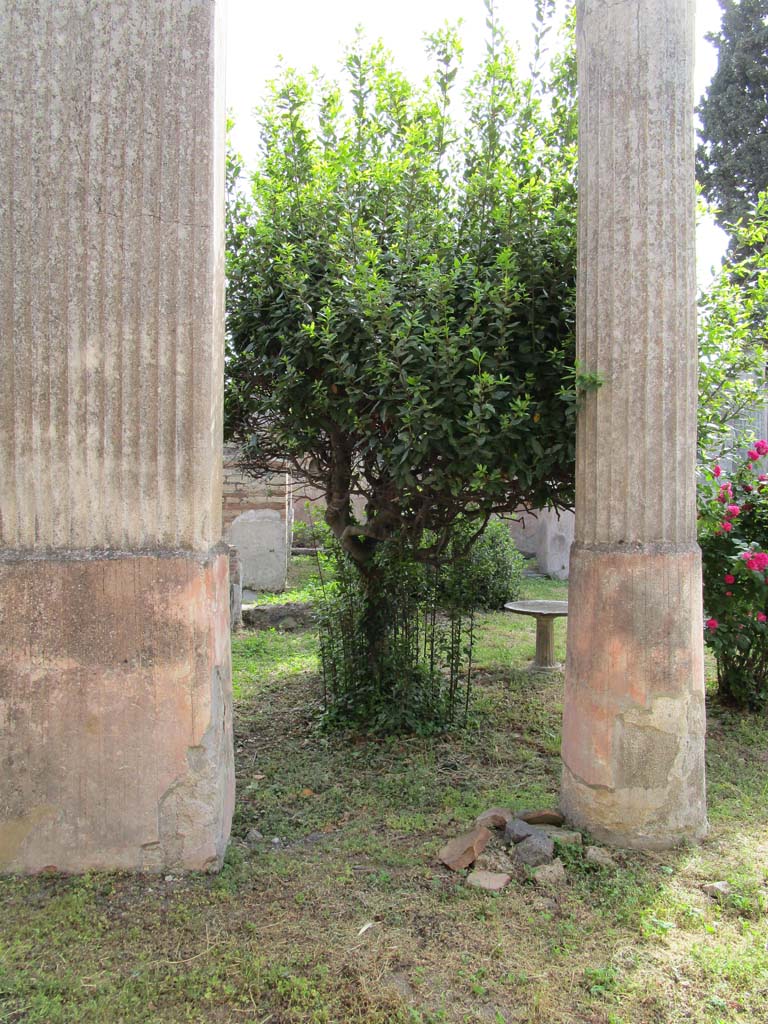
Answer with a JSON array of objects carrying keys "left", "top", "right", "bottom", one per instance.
[
  {"left": 292, "top": 511, "right": 332, "bottom": 549},
  {"left": 452, "top": 518, "right": 526, "bottom": 610},
  {"left": 314, "top": 519, "right": 527, "bottom": 734},
  {"left": 316, "top": 539, "right": 474, "bottom": 735}
]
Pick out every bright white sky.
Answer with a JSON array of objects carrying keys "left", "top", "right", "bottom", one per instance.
[{"left": 225, "top": 0, "right": 728, "bottom": 281}]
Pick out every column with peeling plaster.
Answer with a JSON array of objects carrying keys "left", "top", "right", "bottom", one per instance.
[
  {"left": 560, "top": 0, "right": 707, "bottom": 848},
  {"left": 0, "top": 1, "right": 234, "bottom": 872}
]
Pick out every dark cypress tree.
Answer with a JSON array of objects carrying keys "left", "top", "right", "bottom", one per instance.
[{"left": 696, "top": 0, "right": 768, "bottom": 233}]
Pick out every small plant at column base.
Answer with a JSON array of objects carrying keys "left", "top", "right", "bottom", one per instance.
[
  {"left": 699, "top": 440, "right": 768, "bottom": 709},
  {"left": 314, "top": 519, "right": 524, "bottom": 735},
  {"left": 315, "top": 536, "right": 469, "bottom": 735}
]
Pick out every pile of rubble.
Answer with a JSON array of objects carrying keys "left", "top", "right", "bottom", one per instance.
[{"left": 438, "top": 807, "right": 616, "bottom": 890}]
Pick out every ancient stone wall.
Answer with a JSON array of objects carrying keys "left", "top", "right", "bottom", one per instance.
[
  {"left": 508, "top": 509, "right": 575, "bottom": 580},
  {"left": 222, "top": 448, "right": 290, "bottom": 590},
  {"left": 222, "top": 448, "right": 291, "bottom": 533}
]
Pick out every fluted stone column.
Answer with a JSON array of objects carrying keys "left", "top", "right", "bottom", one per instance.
[
  {"left": 0, "top": 1, "right": 234, "bottom": 872},
  {"left": 560, "top": 0, "right": 707, "bottom": 848}
]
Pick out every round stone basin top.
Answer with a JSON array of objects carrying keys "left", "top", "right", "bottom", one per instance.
[{"left": 504, "top": 600, "right": 568, "bottom": 618}]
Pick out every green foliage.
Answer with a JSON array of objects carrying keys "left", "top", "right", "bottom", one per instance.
[
  {"left": 291, "top": 515, "right": 332, "bottom": 549},
  {"left": 699, "top": 443, "right": 768, "bottom": 709},
  {"left": 225, "top": 4, "right": 580, "bottom": 571},
  {"left": 224, "top": 2, "right": 579, "bottom": 731},
  {"left": 697, "top": 191, "right": 768, "bottom": 462},
  {"left": 315, "top": 536, "right": 478, "bottom": 735},
  {"left": 313, "top": 518, "right": 527, "bottom": 733},
  {"left": 225, "top": 113, "right": 249, "bottom": 265},
  {"left": 440, "top": 518, "right": 525, "bottom": 610},
  {"left": 696, "top": 0, "right": 768, "bottom": 233}
]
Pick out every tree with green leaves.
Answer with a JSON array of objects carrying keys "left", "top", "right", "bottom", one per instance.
[
  {"left": 226, "top": 7, "right": 583, "bottom": 562},
  {"left": 696, "top": 0, "right": 768, "bottom": 232},
  {"left": 224, "top": 4, "right": 585, "bottom": 723},
  {"left": 697, "top": 191, "right": 768, "bottom": 463}
]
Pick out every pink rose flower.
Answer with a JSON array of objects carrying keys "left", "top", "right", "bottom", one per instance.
[
  {"left": 755, "top": 440, "right": 768, "bottom": 456},
  {"left": 721, "top": 521, "right": 733, "bottom": 532},
  {"left": 726, "top": 504, "right": 741, "bottom": 518},
  {"left": 758, "top": 613, "right": 767, "bottom": 624},
  {"left": 714, "top": 465, "right": 722, "bottom": 477},
  {"left": 724, "top": 574, "right": 735, "bottom": 584},
  {"left": 705, "top": 618, "right": 718, "bottom": 631},
  {"left": 748, "top": 450, "right": 759, "bottom": 462},
  {"left": 726, "top": 591, "right": 734, "bottom": 597}
]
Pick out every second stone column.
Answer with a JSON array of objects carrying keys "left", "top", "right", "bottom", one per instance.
[{"left": 560, "top": 0, "right": 707, "bottom": 848}]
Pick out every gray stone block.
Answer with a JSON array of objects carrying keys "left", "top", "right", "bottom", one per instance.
[
  {"left": 514, "top": 833, "right": 554, "bottom": 867},
  {"left": 227, "top": 509, "right": 289, "bottom": 592}
]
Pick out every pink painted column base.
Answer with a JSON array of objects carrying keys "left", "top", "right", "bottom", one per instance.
[
  {"left": 0, "top": 549, "right": 235, "bottom": 873},
  {"left": 561, "top": 544, "right": 707, "bottom": 849}
]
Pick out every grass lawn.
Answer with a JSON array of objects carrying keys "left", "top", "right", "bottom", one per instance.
[
  {"left": 1, "top": 566, "right": 767, "bottom": 1023},
  {"left": 244, "top": 555, "right": 326, "bottom": 607}
]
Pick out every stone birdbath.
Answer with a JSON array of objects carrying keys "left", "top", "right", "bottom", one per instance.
[{"left": 504, "top": 600, "right": 568, "bottom": 671}]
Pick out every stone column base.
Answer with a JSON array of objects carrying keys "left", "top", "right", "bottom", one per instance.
[
  {"left": 560, "top": 543, "right": 707, "bottom": 849},
  {"left": 0, "top": 548, "right": 234, "bottom": 873}
]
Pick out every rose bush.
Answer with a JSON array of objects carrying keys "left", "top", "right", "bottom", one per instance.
[{"left": 699, "top": 440, "right": 768, "bottom": 709}]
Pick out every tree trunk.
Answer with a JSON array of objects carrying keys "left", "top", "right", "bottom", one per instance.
[{"left": 357, "top": 561, "right": 391, "bottom": 695}]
